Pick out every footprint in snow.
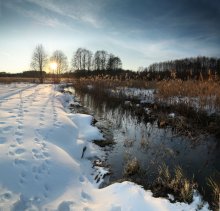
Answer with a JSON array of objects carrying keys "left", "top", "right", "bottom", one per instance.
[
  {"left": 0, "top": 137, "right": 7, "bottom": 144},
  {"left": 1, "top": 126, "right": 13, "bottom": 134},
  {"left": 17, "top": 125, "right": 23, "bottom": 130},
  {"left": 21, "top": 170, "right": 26, "bottom": 178},
  {"left": 43, "top": 192, "right": 48, "bottom": 198},
  {"left": 2, "top": 192, "right": 12, "bottom": 200},
  {"left": 44, "top": 184, "right": 49, "bottom": 192},
  {"left": 16, "top": 119, "right": 22, "bottom": 124},
  {"left": 81, "top": 191, "right": 92, "bottom": 201},
  {"left": 14, "top": 158, "right": 26, "bottom": 166},
  {"left": 19, "top": 178, "right": 24, "bottom": 185},
  {"left": 8, "top": 151, "right": 15, "bottom": 156},
  {"left": 42, "top": 152, "right": 50, "bottom": 158},
  {"left": 79, "top": 176, "right": 85, "bottom": 183},
  {"left": 9, "top": 115, "right": 16, "bottom": 118},
  {"left": 34, "top": 137, "right": 40, "bottom": 143},
  {"left": 58, "top": 201, "right": 75, "bottom": 211},
  {"left": 15, "top": 131, "right": 23, "bottom": 137},
  {"left": 39, "top": 122, "right": 44, "bottom": 126},
  {"left": 10, "top": 144, "right": 17, "bottom": 148},
  {"left": 83, "top": 207, "right": 93, "bottom": 211},
  {"left": 15, "top": 148, "right": 25, "bottom": 155},
  {"left": 17, "top": 113, "right": 23, "bottom": 118},
  {"left": 110, "top": 205, "right": 122, "bottom": 211},
  {"left": 16, "top": 137, "right": 23, "bottom": 145}
]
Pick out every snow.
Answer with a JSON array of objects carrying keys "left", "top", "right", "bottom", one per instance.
[
  {"left": 168, "top": 113, "right": 175, "bottom": 118},
  {"left": 113, "top": 88, "right": 155, "bottom": 103},
  {"left": 0, "top": 83, "right": 210, "bottom": 210}
]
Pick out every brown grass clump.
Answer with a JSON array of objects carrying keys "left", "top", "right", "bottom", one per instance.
[
  {"left": 207, "top": 177, "right": 220, "bottom": 211},
  {"left": 124, "top": 157, "right": 140, "bottom": 176},
  {"left": 152, "top": 164, "right": 196, "bottom": 203}
]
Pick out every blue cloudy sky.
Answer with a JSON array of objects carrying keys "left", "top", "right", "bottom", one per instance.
[{"left": 0, "top": 0, "right": 220, "bottom": 72}]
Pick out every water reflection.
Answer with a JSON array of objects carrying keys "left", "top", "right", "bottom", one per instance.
[{"left": 67, "top": 86, "right": 220, "bottom": 204}]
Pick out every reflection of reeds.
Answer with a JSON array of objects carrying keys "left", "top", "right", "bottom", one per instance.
[
  {"left": 154, "top": 163, "right": 196, "bottom": 203},
  {"left": 207, "top": 177, "right": 220, "bottom": 211}
]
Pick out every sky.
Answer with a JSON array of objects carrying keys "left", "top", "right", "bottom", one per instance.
[{"left": 0, "top": 0, "right": 220, "bottom": 73}]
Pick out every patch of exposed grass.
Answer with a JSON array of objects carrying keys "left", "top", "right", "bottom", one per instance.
[
  {"left": 156, "top": 79, "right": 220, "bottom": 113},
  {"left": 124, "top": 157, "right": 140, "bottom": 176},
  {"left": 207, "top": 177, "right": 220, "bottom": 211},
  {"left": 152, "top": 164, "right": 196, "bottom": 203}
]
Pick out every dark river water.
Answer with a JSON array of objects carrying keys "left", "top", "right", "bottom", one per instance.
[{"left": 66, "top": 86, "right": 220, "bottom": 205}]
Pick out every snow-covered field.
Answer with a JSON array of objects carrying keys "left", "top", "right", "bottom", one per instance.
[{"left": 0, "top": 83, "right": 210, "bottom": 210}]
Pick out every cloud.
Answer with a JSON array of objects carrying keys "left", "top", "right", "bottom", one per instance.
[
  {"left": 4, "top": 1, "right": 71, "bottom": 29},
  {"left": 25, "top": 0, "right": 104, "bottom": 28}
]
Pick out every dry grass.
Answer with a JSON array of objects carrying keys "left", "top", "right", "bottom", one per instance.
[
  {"left": 153, "top": 164, "right": 196, "bottom": 203},
  {"left": 207, "top": 177, "right": 220, "bottom": 211},
  {"left": 0, "top": 77, "right": 74, "bottom": 84},
  {"left": 74, "top": 78, "right": 220, "bottom": 115},
  {"left": 72, "top": 78, "right": 220, "bottom": 137},
  {"left": 124, "top": 157, "right": 140, "bottom": 176},
  {"left": 0, "top": 77, "right": 39, "bottom": 83},
  {"left": 156, "top": 79, "right": 220, "bottom": 112}
]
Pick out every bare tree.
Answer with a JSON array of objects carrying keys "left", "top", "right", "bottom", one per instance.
[
  {"left": 50, "top": 50, "right": 68, "bottom": 82},
  {"left": 93, "top": 50, "right": 108, "bottom": 70},
  {"left": 72, "top": 48, "right": 93, "bottom": 71},
  {"left": 107, "top": 54, "right": 122, "bottom": 71},
  {"left": 72, "top": 48, "right": 83, "bottom": 71},
  {"left": 31, "top": 44, "right": 47, "bottom": 83},
  {"left": 84, "top": 49, "right": 93, "bottom": 71}
]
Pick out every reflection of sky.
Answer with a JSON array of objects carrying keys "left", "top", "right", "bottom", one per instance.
[{"left": 0, "top": 0, "right": 220, "bottom": 72}]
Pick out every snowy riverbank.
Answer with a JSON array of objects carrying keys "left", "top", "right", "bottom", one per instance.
[{"left": 0, "top": 83, "right": 210, "bottom": 210}]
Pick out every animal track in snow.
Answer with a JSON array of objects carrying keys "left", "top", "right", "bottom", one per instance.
[
  {"left": 0, "top": 191, "right": 13, "bottom": 204},
  {"left": 20, "top": 171, "right": 26, "bottom": 178},
  {"left": 79, "top": 176, "right": 85, "bottom": 183},
  {"left": 17, "top": 125, "right": 23, "bottom": 130},
  {"left": 10, "top": 144, "right": 16, "bottom": 148},
  {"left": 14, "top": 148, "right": 25, "bottom": 155},
  {"left": 16, "top": 137, "right": 23, "bottom": 145},
  {"left": 15, "top": 131, "right": 23, "bottom": 137},
  {"left": 1, "top": 126, "right": 13, "bottom": 134},
  {"left": 0, "top": 137, "right": 7, "bottom": 144},
  {"left": 81, "top": 191, "right": 92, "bottom": 201},
  {"left": 42, "top": 152, "right": 50, "bottom": 158},
  {"left": 14, "top": 158, "right": 26, "bottom": 166}
]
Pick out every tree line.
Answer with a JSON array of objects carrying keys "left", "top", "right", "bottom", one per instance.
[
  {"left": 28, "top": 45, "right": 220, "bottom": 82},
  {"left": 1, "top": 44, "right": 220, "bottom": 82},
  {"left": 139, "top": 56, "right": 220, "bottom": 81},
  {"left": 30, "top": 44, "right": 122, "bottom": 83}
]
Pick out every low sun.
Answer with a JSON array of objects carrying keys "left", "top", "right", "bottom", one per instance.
[{"left": 50, "top": 62, "right": 57, "bottom": 71}]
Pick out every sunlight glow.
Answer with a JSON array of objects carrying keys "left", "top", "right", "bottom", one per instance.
[{"left": 50, "top": 62, "right": 57, "bottom": 71}]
